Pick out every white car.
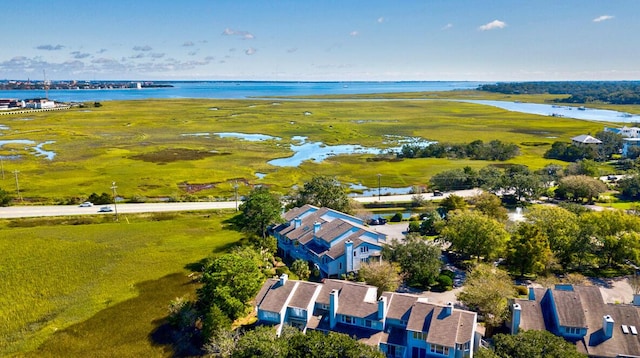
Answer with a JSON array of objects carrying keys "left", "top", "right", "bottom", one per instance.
[
  {"left": 98, "top": 206, "right": 113, "bottom": 212},
  {"left": 79, "top": 201, "right": 93, "bottom": 207}
]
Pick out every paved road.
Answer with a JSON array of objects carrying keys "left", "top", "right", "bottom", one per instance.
[{"left": 0, "top": 189, "right": 482, "bottom": 219}]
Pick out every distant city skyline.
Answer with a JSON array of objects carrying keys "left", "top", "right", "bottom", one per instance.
[{"left": 1, "top": 0, "right": 638, "bottom": 81}]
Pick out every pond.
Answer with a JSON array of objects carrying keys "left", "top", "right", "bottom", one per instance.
[
  {"left": 268, "top": 136, "right": 386, "bottom": 167},
  {"left": 0, "top": 139, "right": 56, "bottom": 160}
]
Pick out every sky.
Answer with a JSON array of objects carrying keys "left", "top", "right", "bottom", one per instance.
[{"left": 1, "top": 0, "right": 638, "bottom": 81}]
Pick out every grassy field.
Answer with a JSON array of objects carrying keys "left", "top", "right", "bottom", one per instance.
[
  {"left": 0, "top": 210, "right": 242, "bottom": 356},
  {"left": 0, "top": 93, "right": 612, "bottom": 203}
]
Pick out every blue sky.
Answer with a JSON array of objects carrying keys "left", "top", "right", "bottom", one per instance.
[{"left": 1, "top": 0, "right": 637, "bottom": 81}]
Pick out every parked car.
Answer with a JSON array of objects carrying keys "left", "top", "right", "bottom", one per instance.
[
  {"left": 98, "top": 206, "right": 113, "bottom": 212},
  {"left": 433, "top": 190, "right": 443, "bottom": 196},
  {"left": 79, "top": 201, "right": 93, "bottom": 207}
]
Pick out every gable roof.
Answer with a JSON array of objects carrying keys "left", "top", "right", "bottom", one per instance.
[
  {"left": 315, "top": 279, "right": 379, "bottom": 318},
  {"left": 255, "top": 278, "right": 321, "bottom": 314},
  {"left": 571, "top": 134, "right": 602, "bottom": 144},
  {"left": 406, "top": 301, "right": 475, "bottom": 346},
  {"left": 552, "top": 288, "right": 587, "bottom": 328}
]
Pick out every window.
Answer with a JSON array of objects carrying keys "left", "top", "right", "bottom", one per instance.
[
  {"left": 360, "top": 246, "right": 369, "bottom": 253},
  {"left": 456, "top": 342, "right": 470, "bottom": 351},
  {"left": 342, "top": 315, "right": 353, "bottom": 324},
  {"left": 565, "top": 326, "right": 581, "bottom": 335},
  {"left": 360, "top": 257, "right": 369, "bottom": 263},
  {"left": 365, "top": 320, "right": 372, "bottom": 328},
  {"left": 412, "top": 331, "right": 426, "bottom": 340},
  {"left": 339, "top": 263, "right": 342, "bottom": 270},
  {"left": 429, "top": 344, "right": 450, "bottom": 355},
  {"left": 354, "top": 251, "right": 357, "bottom": 257}
]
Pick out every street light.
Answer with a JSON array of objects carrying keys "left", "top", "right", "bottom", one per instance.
[
  {"left": 111, "top": 181, "right": 119, "bottom": 221},
  {"left": 377, "top": 173, "right": 381, "bottom": 200}
]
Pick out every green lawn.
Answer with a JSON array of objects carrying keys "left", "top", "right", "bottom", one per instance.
[
  {"left": 0, "top": 95, "right": 609, "bottom": 202},
  {"left": 0, "top": 211, "right": 242, "bottom": 356}
]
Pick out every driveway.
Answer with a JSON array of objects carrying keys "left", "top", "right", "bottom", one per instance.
[{"left": 370, "top": 222, "right": 409, "bottom": 241}]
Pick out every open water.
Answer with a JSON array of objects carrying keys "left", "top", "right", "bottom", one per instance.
[{"left": 0, "top": 81, "right": 485, "bottom": 102}]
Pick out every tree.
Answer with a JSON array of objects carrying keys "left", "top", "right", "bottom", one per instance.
[
  {"left": 439, "top": 194, "right": 467, "bottom": 213},
  {"left": 478, "top": 166, "right": 504, "bottom": 193},
  {"left": 440, "top": 210, "right": 509, "bottom": 262},
  {"left": 595, "top": 130, "right": 623, "bottom": 159},
  {"left": 506, "top": 223, "right": 553, "bottom": 277},
  {"left": 491, "top": 330, "right": 587, "bottom": 358},
  {"left": 579, "top": 210, "right": 640, "bottom": 267},
  {"left": 502, "top": 165, "right": 543, "bottom": 202},
  {"left": 358, "top": 260, "right": 403, "bottom": 296},
  {"left": 232, "top": 325, "right": 289, "bottom": 358},
  {"left": 197, "top": 250, "right": 264, "bottom": 320},
  {"left": 555, "top": 175, "right": 607, "bottom": 203},
  {"left": 618, "top": 175, "right": 640, "bottom": 200},
  {"left": 565, "top": 159, "right": 599, "bottom": 177},
  {"left": 383, "top": 234, "right": 442, "bottom": 288},
  {"left": 525, "top": 206, "right": 579, "bottom": 269},
  {"left": 239, "top": 186, "right": 282, "bottom": 238},
  {"left": 291, "top": 259, "right": 310, "bottom": 280},
  {"left": 470, "top": 192, "right": 508, "bottom": 222},
  {"left": 457, "top": 264, "right": 515, "bottom": 331},
  {"left": 290, "top": 176, "right": 351, "bottom": 213},
  {"left": 288, "top": 330, "right": 385, "bottom": 358},
  {"left": 430, "top": 168, "right": 475, "bottom": 191},
  {"left": 0, "top": 188, "right": 12, "bottom": 206}
]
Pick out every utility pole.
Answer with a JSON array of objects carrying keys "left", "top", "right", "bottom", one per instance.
[
  {"left": 233, "top": 180, "right": 239, "bottom": 211},
  {"left": 13, "top": 170, "right": 21, "bottom": 201},
  {"left": 111, "top": 181, "right": 119, "bottom": 221},
  {"left": 1, "top": 157, "right": 4, "bottom": 180},
  {"left": 377, "top": 173, "right": 382, "bottom": 200}
]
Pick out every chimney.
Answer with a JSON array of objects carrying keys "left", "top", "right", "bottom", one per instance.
[
  {"left": 279, "top": 273, "right": 288, "bottom": 286},
  {"left": 633, "top": 294, "right": 640, "bottom": 306},
  {"left": 294, "top": 217, "right": 301, "bottom": 228},
  {"left": 345, "top": 240, "right": 354, "bottom": 272},
  {"left": 529, "top": 287, "right": 536, "bottom": 301},
  {"left": 314, "top": 221, "right": 321, "bottom": 234},
  {"left": 378, "top": 296, "right": 387, "bottom": 321},
  {"left": 511, "top": 303, "right": 522, "bottom": 334},
  {"left": 603, "top": 315, "right": 614, "bottom": 339},
  {"left": 443, "top": 301, "right": 453, "bottom": 317},
  {"left": 329, "top": 289, "right": 339, "bottom": 329}
]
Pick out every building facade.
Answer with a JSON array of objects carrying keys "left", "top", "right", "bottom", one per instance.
[
  {"left": 255, "top": 275, "right": 477, "bottom": 358},
  {"left": 273, "top": 205, "right": 386, "bottom": 278}
]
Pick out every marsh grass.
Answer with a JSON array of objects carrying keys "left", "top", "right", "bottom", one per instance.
[
  {"left": 0, "top": 96, "right": 609, "bottom": 201},
  {"left": 0, "top": 211, "right": 241, "bottom": 355}
]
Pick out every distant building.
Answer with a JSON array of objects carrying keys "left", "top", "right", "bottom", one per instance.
[
  {"left": 0, "top": 99, "right": 24, "bottom": 110},
  {"left": 24, "top": 98, "right": 55, "bottom": 109},
  {"left": 605, "top": 126, "right": 640, "bottom": 157},
  {"left": 571, "top": 134, "right": 602, "bottom": 147},
  {"left": 272, "top": 205, "right": 386, "bottom": 278},
  {"left": 255, "top": 275, "right": 478, "bottom": 357},
  {"left": 509, "top": 284, "right": 640, "bottom": 357}
]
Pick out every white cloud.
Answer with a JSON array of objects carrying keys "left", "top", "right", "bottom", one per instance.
[
  {"left": 182, "top": 41, "right": 195, "bottom": 47},
  {"left": 593, "top": 15, "right": 614, "bottom": 22},
  {"left": 222, "top": 28, "right": 255, "bottom": 40},
  {"left": 245, "top": 47, "right": 256, "bottom": 55},
  {"left": 478, "top": 20, "right": 507, "bottom": 31},
  {"left": 350, "top": 31, "right": 359, "bottom": 37},
  {"left": 442, "top": 23, "right": 453, "bottom": 30},
  {"left": 377, "top": 17, "right": 385, "bottom": 23}
]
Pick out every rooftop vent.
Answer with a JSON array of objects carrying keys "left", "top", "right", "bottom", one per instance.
[
  {"left": 622, "top": 325, "right": 629, "bottom": 334},
  {"left": 631, "top": 325, "right": 638, "bottom": 335}
]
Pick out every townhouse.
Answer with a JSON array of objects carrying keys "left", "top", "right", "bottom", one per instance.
[{"left": 255, "top": 275, "right": 477, "bottom": 358}]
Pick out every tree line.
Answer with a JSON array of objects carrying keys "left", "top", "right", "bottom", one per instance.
[
  {"left": 398, "top": 139, "right": 519, "bottom": 161},
  {"left": 478, "top": 81, "right": 640, "bottom": 105}
]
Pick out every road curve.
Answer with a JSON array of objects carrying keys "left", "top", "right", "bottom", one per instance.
[{"left": 0, "top": 189, "right": 482, "bottom": 219}]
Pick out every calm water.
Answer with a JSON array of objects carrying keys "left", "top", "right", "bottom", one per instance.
[{"left": 0, "top": 81, "right": 485, "bottom": 102}]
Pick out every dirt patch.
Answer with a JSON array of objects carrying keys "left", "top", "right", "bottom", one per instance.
[{"left": 130, "top": 148, "right": 230, "bottom": 163}]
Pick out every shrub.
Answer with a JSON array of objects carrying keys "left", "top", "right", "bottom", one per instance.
[
  {"left": 436, "top": 274, "right": 453, "bottom": 290},
  {"left": 515, "top": 285, "right": 529, "bottom": 296},
  {"left": 390, "top": 212, "right": 403, "bottom": 222}
]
